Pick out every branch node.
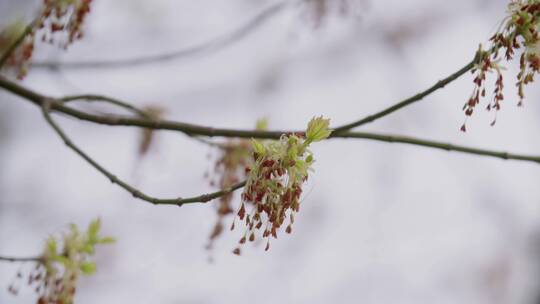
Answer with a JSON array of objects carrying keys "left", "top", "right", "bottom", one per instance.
[{"left": 436, "top": 79, "right": 446, "bottom": 88}]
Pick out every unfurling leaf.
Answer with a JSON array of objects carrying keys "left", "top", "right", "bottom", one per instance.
[
  {"left": 251, "top": 139, "right": 265, "bottom": 156},
  {"left": 306, "top": 116, "right": 332, "bottom": 143}
]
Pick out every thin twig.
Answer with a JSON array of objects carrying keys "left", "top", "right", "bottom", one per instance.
[
  {"left": 41, "top": 100, "right": 246, "bottom": 206},
  {"left": 338, "top": 132, "right": 540, "bottom": 163},
  {"left": 58, "top": 94, "right": 149, "bottom": 117},
  {"left": 0, "top": 255, "right": 42, "bottom": 263},
  {"left": 332, "top": 55, "right": 479, "bottom": 133},
  {"left": 31, "top": 2, "right": 290, "bottom": 70},
  {"left": 58, "top": 94, "right": 228, "bottom": 148},
  {"left": 0, "top": 21, "right": 35, "bottom": 69}
]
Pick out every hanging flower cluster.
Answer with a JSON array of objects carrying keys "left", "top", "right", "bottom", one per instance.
[
  {"left": 231, "top": 116, "right": 332, "bottom": 255},
  {"left": 8, "top": 218, "right": 114, "bottom": 304},
  {"left": 206, "top": 139, "right": 251, "bottom": 250},
  {"left": 39, "top": 0, "right": 93, "bottom": 46},
  {"left": 1, "top": 0, "right": 93, "bottom": 79},
  {"left": 463, "top": 0, "right": 540, "bottom": 130}
]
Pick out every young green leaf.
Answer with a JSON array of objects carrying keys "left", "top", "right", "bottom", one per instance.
[
  {"left": 251, "top": 139, "right": 266, "bottom": 156},
  {"left": 306, "top": 116, "right": 332, "bottom": 143}
]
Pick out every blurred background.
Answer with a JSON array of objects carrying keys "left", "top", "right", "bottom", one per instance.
[{"left": 1, "top": 0, "right": 540, "bottom": 303}]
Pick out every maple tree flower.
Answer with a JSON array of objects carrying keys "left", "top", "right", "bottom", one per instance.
[
  {"left": 8, "top": 218, "right": 114, "bottom": 304},
  {"left": 231, "top": 116, "right": 332, "bottom": 255},
  {"left": 1, "top": 0, "right": 93, "bottom": 79},
  {"left": 463, "top": 0, "right": 540, "bottom": 130}
]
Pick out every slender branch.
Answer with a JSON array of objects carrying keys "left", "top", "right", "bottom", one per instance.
[
  {"left": 41, "top": 100, "right": 246, "bottom": 206},
  {"left": 0, "top": 75, "right": 292, "bottom": 138},
  {"left": 0, "top": 22, "right": 35, "bottom": 69},
  {"left": 58, "top": 94, "right": 149, "bottom": 117},
  {"left": 338, "top": 132, "right": 540, "bottom": 163},
  {"left": 332, "top": 56, "right": 479, "bottom": 133},
  {"left": 58, "top": 94, "right": 228, "bottom": 148},
  {"left": 31, "top": 2, "right": 289, "bottom": 70},
  {"left": 0, "top": 255, "right": 42, "bottom": 263}
]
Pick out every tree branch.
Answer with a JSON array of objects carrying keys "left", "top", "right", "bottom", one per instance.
[
  {"left": 41, "top": 100, "right": 246, "bottom": 206},
  {"left": 58, "top": 94, "right": 232, "bottom": 149},
  {"left": 0, "top": 75, "right": 294, "bottom": 138},
  {"left": 58, "top": 94, "right": 150, "bottom": 117},
  {"left": 0, "top": 52, "right": 479, "bottom": 139},
  {"left": 332, "top": 55, "right": 479, "bottom": 133},
  {"left": 31, "top": 2, "right": 289, "bottom": 70},
  {"left": 0, "top": 74, "right": 538, "bottom": 162},
  {"left": 338, "top": 132, "right": 540, "bottom": 163}
]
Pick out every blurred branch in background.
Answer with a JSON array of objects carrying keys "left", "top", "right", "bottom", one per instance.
[
  {"left": 30, "top": 1, "right": 291, "bottom": 70},
  {"left": 30, "top": 0, "right": 370, "bottom": 70}
]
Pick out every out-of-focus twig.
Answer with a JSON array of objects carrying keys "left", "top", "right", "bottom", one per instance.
[
  {"left": 31, "top": 2, "right": 291, "bottom": 70},
  {"left": 332, "top": 55, "right": 479, "bottom": 133}
]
